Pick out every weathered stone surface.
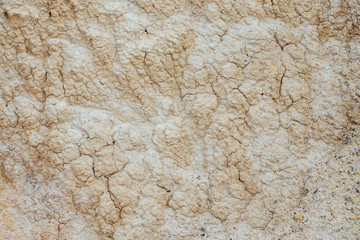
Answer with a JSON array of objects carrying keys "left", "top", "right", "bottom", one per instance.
[{"left": 0, "top": 0, "right": 359, "bottom": 239}]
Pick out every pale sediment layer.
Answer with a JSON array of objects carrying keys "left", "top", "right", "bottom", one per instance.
[{"left": 0, "top": 0, "right": 359, "bottom": 239}]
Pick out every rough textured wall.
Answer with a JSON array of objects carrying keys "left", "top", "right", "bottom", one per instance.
[{"left": 0, "top": 0, "right": 359, "bottom": 239}]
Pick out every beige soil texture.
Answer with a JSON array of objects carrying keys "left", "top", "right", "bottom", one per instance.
[{"left": 0, "top": 0, "right": 360, "bottom": 239}]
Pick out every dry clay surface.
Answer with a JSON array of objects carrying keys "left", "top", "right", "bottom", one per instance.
[{"left": 0, "top": 0, "right": 360, "bottom": 239}]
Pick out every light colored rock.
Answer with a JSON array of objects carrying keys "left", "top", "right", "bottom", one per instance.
[{"left": 0, "top": 0, "right": 359, "bottom": 239}]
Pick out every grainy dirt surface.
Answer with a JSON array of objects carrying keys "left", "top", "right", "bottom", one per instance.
[{"left": 0, "top": 0, "right": 359, "bottom": 239}]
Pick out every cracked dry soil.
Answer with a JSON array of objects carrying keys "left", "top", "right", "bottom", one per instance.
[{"left": 0, "top": 0, "right": 359, "bottom": 239}]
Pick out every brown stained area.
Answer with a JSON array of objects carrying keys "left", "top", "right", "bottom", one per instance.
[{"left": 0, "top": 0, "right": 359, "bottom": 239}]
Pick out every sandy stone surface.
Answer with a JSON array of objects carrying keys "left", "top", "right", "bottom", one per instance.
[{"left": 0, "top": 0, "right": 359, "bottom": 239}]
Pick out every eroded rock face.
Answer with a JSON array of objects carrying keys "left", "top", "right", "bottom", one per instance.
[{"left": 0, "top": 0, "right": 359, "bottom": 239}]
